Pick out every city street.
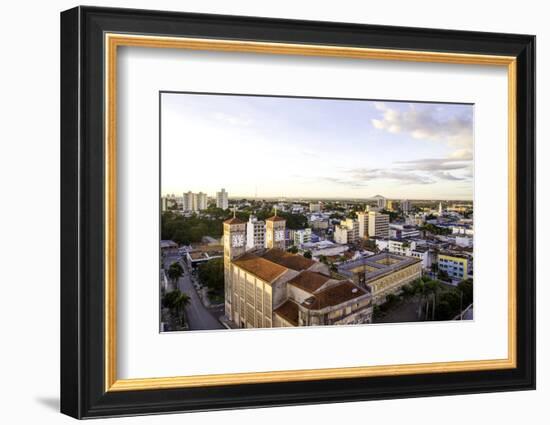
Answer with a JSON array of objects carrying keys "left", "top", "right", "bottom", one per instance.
[{"left": 164, "top": 254, "right": 224, "bottom": 331}]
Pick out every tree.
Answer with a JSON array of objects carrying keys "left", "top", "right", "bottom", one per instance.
[
  {"left": 198, "top": 258, "right": 224, "bottom": 293},
  {"left": 437, "top": 269, "right": 450, "bottom": 282},
  {"left": 425, "top": 279, "right": 441, "bottom": 320},
  {"left": 287, "top": 245, "right": 298, "bottom": 254},
  {"left": 303, "top": 250, "right": 312, "bottom": 259},
  {"left": 162, "top": 289, "right": 190, "bottom": 326},
  {"left": 167, "top": 262, "right": 183, "bottom": 285},
  {"left": 457, "top": 278, "right": 473, "bottom": 306}
]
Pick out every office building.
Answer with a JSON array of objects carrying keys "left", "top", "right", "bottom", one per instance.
[
  {"left": 334, "top": 218, "right": 359, "bottom": 244},
  {"left": 368, "top": 211, "right": 389, "bottom": 238}
]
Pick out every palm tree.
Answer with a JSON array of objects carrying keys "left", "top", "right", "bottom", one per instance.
[
  {"left": 167, "top": 262, "right": 184, "bottom": 287},
  {"left": 163, "top": 289, "right": 190, "bottom": 326},
  {"left": 171, "top": 291, "right": 190, "bottom": 325},
  {"left": 425, "top": 279, "right": 441, "bottom": 320}
]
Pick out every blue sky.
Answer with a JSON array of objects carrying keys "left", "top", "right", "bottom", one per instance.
[{"left": 161, "top": 93, "right": 473, "bottom": 200}]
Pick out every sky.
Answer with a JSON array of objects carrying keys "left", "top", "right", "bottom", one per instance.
[{"left": 161, "top": 92, "right": 474, "bottom": 200}]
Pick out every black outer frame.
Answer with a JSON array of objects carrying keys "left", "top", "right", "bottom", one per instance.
[{"left": 60, "top": 6, "right": 536, "bottom": 419}]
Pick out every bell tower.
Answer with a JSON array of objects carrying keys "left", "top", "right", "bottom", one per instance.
[
  {"left": 266, "top": 207, "right": 286, "bottom": 250},
  {"left": 223, "top": 209, "right": 246, "bottom": 320}
]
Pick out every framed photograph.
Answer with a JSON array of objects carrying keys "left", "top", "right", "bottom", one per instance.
[{"left": 60, "top": 6, "right": 536, "bottom": 419}]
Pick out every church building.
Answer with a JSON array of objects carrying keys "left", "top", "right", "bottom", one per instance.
[{"left": 223, "top": 212, "right": 373, "bottom": 329}]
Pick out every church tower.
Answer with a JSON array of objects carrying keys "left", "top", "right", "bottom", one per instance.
[
  {"left": 266, "top": 208, "right": 286, "bottom": 250},
  {"left": 223, "top": 211, "right": 246, "bottom": 320}
]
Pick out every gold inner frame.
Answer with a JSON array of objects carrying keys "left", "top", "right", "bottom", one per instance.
[{"left": 104, "top": 33, "right": 517, "bottom": 392}]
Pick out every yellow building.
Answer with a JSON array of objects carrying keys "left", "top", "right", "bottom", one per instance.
[
  {"left": 224, "top": 213, "right": 373, "bottom": 328},
  {"left": 437, "top": 252, "right": 472, "bottom": 281}
]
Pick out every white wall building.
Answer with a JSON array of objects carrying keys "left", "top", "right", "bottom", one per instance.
[
  {"left": 182, "top": 191, "right": 208, "bottom": 212},
  {"left": 357, "top": 210, "right": 368, "bottom": 238},
  {"left": 375, "top": 239, "right": 433, "bottom": 269},
  {"left": 376, "top": 197, "right": 387, "bottom": 209},
  {"left": 246, "top": 215, "right": 266, "bottom": 251},
  {"left": 389, "top": 223, "right": 421, "bottom": 239},
  {"left": 216, "top": 188, "right": 229, "bottom": 210},
  {"left": 334, "top": 218, "right": 359, "bottom": 244},
  {"left": 293, "top": 228, "right": 312, "bottom": 246},
  {"left": 368, "top": 211, "right": 389, "bottom": 238},
  {"left": 182, "top": 191, "right": 194, "bottom": 211},
  {"left": 455, "top": 235, "right": 474, "bottom": 248}
]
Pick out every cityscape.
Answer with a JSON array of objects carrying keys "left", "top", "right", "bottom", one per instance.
[{"left": 159, "top": 93, "right": 474, "bottom": 332}]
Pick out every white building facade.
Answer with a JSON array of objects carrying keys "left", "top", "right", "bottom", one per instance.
[
  {"left": 368, "top": 211, "right": 389, "bottom": 238},
  {"left": 216, "top": 188, "right": 229, "bottom": 210},
  {"left": 246, "top": 215, "right": 266, "bottom": 251}
]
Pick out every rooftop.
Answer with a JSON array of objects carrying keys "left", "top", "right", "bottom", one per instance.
[
  {"left": 438, "top": 251, "right": 472, "bottom": 260},
  {"left": 273, "top": 300, "right": 299, "bottom": 326},
  {"left": 338, "top": 252, "right": 421, "bottom": 283},
  {"left": 224, "top": 217, "right": 246, "bottom": 225},
  {"left": 261, "top": 249, "right": 315, "bottom": 271},
  {"left": 232, "top": 252, "right": 288, "bottom": 283},
  {"left": 301, "top": 281, "right": 367, "bottom": 310},
  {"left": 160, "top": 240, "right": 178, "bottom": 248},
  {"left": 266, "top": 215, "right": 286, "bottom": 222},
  {"left": 288, "top": 271, "right": 331, "bottom": 294}
]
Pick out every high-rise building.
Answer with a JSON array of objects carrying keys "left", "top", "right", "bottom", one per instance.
[
  {"left": 196, "top": 192, "right": 207, "bottom": 210},
  {"left": 401, "top": 199, "right": 411, "bottom": 214},
  {"left": 356, "top": 210, "right": 369, "bottom": 238},
  {"left": 216, "top": 188, "right": 229, "bottom": 210},
  {"left": 368, "top": 211, "right": 389, "bottom": 238},
  {"left": 246, "top": 215, "right": 266, "bottom": 251},
  {"left": 182, "top": 191, "right": 194, "bottom": 211},
  {"left": 376, "top": 196, "right": 387, "bottom": 209},
  {"left": 386, "top": 200, "right": 395, "bottom": 211},
  {"left": 334, "top": 218, "right": 359, "bottom": 244},
  {"left": 182, "top": 191, "right": 208, "bottom": 212}
]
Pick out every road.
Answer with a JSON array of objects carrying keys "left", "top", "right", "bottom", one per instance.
[{"left": 164, "top": 254, "right": 224, "bottom": 331}]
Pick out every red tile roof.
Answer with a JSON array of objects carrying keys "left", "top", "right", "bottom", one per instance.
[
  {"left": 224, "top": 217, "right": 246, "bottom": 225},
  {"left": 274, "top": 300, "right": 299, "bottom": 326},
  {"left": 232, "top": 252, "right": 287, "bottom": 283},
  {"left": 301, "top": 281, "right": 367, "bottom": 310},
  {"left": 288, "top": 271, "right": 331, "bottom": 294},
  {"left": 261, "top": 249, "right": 315, "bottom": 271},
  {"left": 266, "top": 215, "right": 286, "bottom": 222}
]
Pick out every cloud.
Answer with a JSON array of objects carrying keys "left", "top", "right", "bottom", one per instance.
[
  {"left": 371, "top": 103, "right": 473, "bottom": 151},
  {"left": 395, "top": 157, "right": 471, "bottom": 172},
  {"left": 337, "top": 151, "right": 472, "bottom": 187},
  {"left": 322, "top": 176, "right": 369, "bottom": 188},
  {"left": 346, "top": 168, "right": 435, "bottom": 185}
]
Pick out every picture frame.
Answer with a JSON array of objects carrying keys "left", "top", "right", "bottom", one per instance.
[{"left": 60, "top": 5, "right": 535, "bottom": 419}]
